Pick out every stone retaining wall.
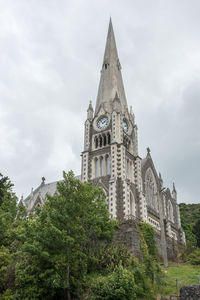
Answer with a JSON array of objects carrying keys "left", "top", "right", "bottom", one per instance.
[{"left": 114, "top": 219, "right": 182, "bottom": 261}]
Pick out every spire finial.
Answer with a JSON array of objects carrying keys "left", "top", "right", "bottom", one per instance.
[{"left": 147, "top": 147, "right": 151, "bottom": 156}]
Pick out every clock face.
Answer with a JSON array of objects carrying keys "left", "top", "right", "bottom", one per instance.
[
  {"left": 123, "top": 119, "right": 128, "bottom": 132},
  {"left": 97, "top": 116, "right": 109, "bottom": 129}
]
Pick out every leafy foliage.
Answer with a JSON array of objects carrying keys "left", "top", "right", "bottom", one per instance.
[
  {"left": 88, "top": 266, "right": 137, "bottom": 300},
  {"left": 179, "top": 203, "right": 200, "bottom": 247},
  {"left": 139, "top": 222, "right": 164, "bottom": 292},
  {"left": 0, "top": 173, "right": 26, "bottom": 297},
  {"left": 87, "top": 242, "right": 137, "bottom": 273},
  {"left": 139, "top": 222, "right": 158, "bottom": 258},
  {"left": 187, "top": 248, "right": 200, "bottom": 265},
  {"left": 0, "top": 171, "right": 168, "bottom": 299},
  {"left": 193, "top": 219, "right": 200, "bottom": 248},
  {"left": 13, "top": 171, "right": 117, "bottom": 300}
]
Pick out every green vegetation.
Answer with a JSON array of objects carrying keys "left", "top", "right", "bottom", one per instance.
[
  {"left": 179, "top": 203, "right": 200, "bottom": 246},
  {"left": 0, "top": 171, "right": 165, "bottom": 300},
  {"left": 0, "top": 173, "right": 26, "bottom": 297},
  {"left": 160, "top": 263, "right": 200, "bottom": 296},
  {"left": 140, "top": 222, "right": 158, "bottom": 259},
  {"left": 3, "top": 171, "right": 200, "bottom": 299}
]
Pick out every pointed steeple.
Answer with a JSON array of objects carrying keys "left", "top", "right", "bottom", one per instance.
[{"left": 95, "top": 19, "right": 128, "bottom": 114}]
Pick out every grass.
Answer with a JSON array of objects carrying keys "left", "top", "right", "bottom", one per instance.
[{"left": 160, "top": 262, "right": 200, "bottom": 296}]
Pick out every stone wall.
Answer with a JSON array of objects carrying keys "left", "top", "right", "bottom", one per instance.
[
  {"left": 180, "top": 285, "right": 200, "bottom": 300},
  {"left": 114, "top": 220, "right": 182, "bottom": 261},
  {"left": 113, "top": 219, "right": 142, "bottom": 260}
]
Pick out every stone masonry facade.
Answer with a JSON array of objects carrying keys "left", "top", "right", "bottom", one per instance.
[
  {"left": 24, "top": 19, "right": 186, "bottom": 262},
  {"left": 81, "top": 19, "right": 186, "bottom": 261}
]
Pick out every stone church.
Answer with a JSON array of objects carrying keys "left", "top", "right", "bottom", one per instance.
[{"left": 24, "top": 20, "right": 185, "bottom": 259}]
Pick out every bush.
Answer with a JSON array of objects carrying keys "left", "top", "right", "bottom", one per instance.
[
  {"left": 87, "top": 243, "right": 138, "bottom": 273},
  {"left": 188, "top": 248, "right": 200, "bottom": 265},
  {"left": 88, "top": 266, "right": 137, "bottom": 300}
]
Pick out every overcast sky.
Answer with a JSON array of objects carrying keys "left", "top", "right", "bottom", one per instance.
[{"left": 0, "top": 0, "right": 199, "bottom": 204}]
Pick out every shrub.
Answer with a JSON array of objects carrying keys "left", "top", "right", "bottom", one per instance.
[
  {"left": 188, "top": 248, "right": 200, "bottom": 265},
  {"left": 88, "top": 266, "right": 137, "bottom": 300},
  {"left": 87, "top": 243, "right": 138, "bottom": 273}
]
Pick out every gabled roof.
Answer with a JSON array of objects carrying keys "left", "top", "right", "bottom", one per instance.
[{"left": 24, "top": 175, "right": 82, "bottom": 211}]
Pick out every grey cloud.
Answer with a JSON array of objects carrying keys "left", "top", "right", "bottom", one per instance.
[{"left": 0, "top": 0, "right": 199, "bottom": 203}]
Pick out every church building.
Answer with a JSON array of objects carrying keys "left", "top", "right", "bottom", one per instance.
[{"left": 24, "top": 20, "right": 186, "bottom": 258}]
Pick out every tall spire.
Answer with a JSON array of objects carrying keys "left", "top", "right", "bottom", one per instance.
[{"left": 95, "top": 19, "right": 128, "bottom": 114}]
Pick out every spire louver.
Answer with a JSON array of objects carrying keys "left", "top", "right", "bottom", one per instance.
[{"left": 95, "top": 19, "right": 128, "bottom": 114}]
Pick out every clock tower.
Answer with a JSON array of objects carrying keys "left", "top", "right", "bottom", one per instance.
[{"left": 81, "top": 19, "right": 147, "bottom": 222}]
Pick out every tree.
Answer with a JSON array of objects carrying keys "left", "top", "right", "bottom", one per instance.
[
  {"left": 14, "top": 171, "right": 116, "bottom": 300},
  {"left": 0, "top": 173, "right": 18, "bottom": 245},
  {"left": 0, "top": 173, "right": 25, "bottom": 297},
  {"left": 193, "top": 219, "right": 200, "bottom": 248}
]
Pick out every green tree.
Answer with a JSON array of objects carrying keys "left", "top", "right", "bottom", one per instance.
[
  {"left": 14, "top": 171, "right": 116, "bottom": 300},
  {"left": 179, "top": 202, "right": 200, "bottom": 247},
  {"left": 0, "top": 173, "right": 25, "bottom": 297},
  {"left": 193, "top": 219, "right": 200, "bottom": 248},
  {"left": 0, "top": 173, "right": 18, "bottom": 245}
]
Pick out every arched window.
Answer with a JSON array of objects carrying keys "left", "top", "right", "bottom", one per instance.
[
  {"left": 103, "top": 134, "right": 107, "bottom": 146},
  {"left": 145, "top": 168, "right": 158, "bottom": 212},
  {"left": 99, "top": 135, "right": 102, "bottom": 147},
  {"left": 95, "top": 136, "right": 98, "bottom": 149},
  {"left": 100, "top": 156, "right": 104, "bottom": 177},
  {"left": 127, "top": 159, "right": 129, "bottom": 179},
  {"left": 105, "top": 155, "right": 110, "bottom": 175},
  {"left": 95, "top": 158, "right": 98, "bottom": 177},
  {"left": 107, "top": 132, "right": 111, "bottom": 144},
  {"left": 130, "top": 192, "right": 135, "bottom": 216}
]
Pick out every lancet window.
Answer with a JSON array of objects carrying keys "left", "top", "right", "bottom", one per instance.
[
  {"left": 126, "top": 159, "right": 133, "bottom": 180},
  {"left": 145, "top": 168, "right": 158, "bottom": 212},
  {"left": 105, "top": 154, "right": 110, "bottom": 175},
  {"left": 123, "top": 135, "right": 130, "bottom": 150},
  {"left": 95, "top": 158, "right": 98, "bottom": 177},
  {"left": 130, "top": 191, "right": 136, "bottom": 217}
]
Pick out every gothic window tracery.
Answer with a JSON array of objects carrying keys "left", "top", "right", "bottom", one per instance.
[
  {"left": 94, "top": 154, "right": 111, "bottom": 178},
  {"left": 145, "top": 168, "right": 158, "bottom": 212}
]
